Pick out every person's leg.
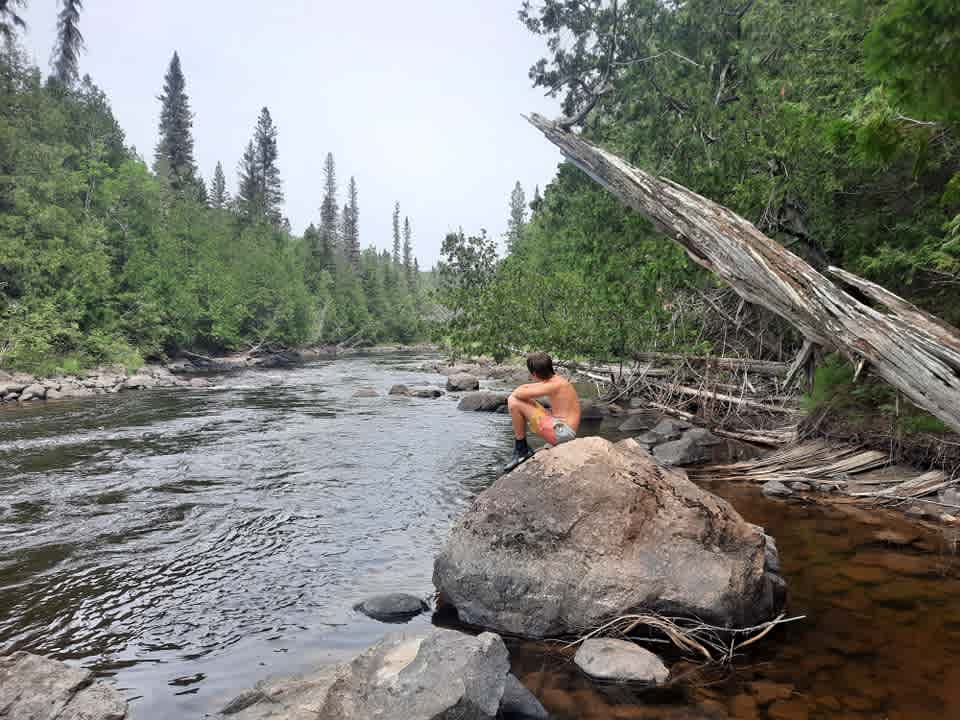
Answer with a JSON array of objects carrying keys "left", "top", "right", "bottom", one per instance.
[
  {"left": 507, "top": 394, "right": 543, "bottom": 439},
  {"left": 504, "top": 395, "right": 544, "bottom": 472}
]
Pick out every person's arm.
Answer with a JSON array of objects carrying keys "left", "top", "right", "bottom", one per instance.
[{"left": 511, "top": 381, "right": 552, "bottom": 401}]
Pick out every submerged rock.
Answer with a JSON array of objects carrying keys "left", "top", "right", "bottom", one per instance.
[
  {"left": 762, "top": 480, "right": 794, "bottom": 498},
  {"left": 458, "top": 391, "right": 510, "bottom": 412},
  {"left": 446, "top": 373, "right": 480, "bottom": 392},
  {"left": 573, "top": 638, "right": 669, "bottom": 684},
  {"left": 501, "top": 674, "right": 548, "bottom": 719},
  {"left": 434, "top": 437, "right": 785, "bottom": 638},
  {"left": 352, "top": 387, "right": 379, "bottom": 398},
  {"left": 355, "top": 593, "right": 428, "bottom": 622},
  {"left": 219, "top": 628, "right": 510, "bottom": 720},
  {"left": 653, "top": 435, "right": 710, "bottom": 466},
  {"left": 0, "top": 651, "right": 127, "bottom": 719}
]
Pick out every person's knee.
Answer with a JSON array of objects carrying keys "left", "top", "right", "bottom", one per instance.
[{"left": 507, "top": 393, "right": 519, "bottom": 409}]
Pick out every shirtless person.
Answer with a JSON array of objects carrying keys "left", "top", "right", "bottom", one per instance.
[{"left": 504, "top": 352, "right": 581, "bottom": 472}]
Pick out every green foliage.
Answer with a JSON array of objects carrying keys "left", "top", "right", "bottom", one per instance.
[{"left": 0, "top": 45, "right": 431, "bottom": 373}]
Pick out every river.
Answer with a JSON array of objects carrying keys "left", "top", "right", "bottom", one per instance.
[{"left": 1, "top": 353, "right": 959, "bottom": 719}]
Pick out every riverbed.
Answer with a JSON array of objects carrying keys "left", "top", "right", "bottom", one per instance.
[{"left": 1, "top": 353, "right": 959, "bottom": 719}]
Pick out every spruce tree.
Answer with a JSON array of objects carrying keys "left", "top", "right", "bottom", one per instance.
[
  {"left": 154, "top": 52, "right": 199, "bottom": 192},
  {"left": 254, "top": 107, "right": 283, "bottom": 224},
  {"left": 236, "top": 140, "right": 258, "bottom": 218},
  {"left": 392, "top": 202, "right": 401, "bottom": 264},
  {"left": 209, "top": 161, "right": 229, "bottom": 208},
  {"left": 530, "top": 185, "right": 543, "bottom": 214},
  {"left": 319, "top": 152, "right": 338, "bottom": 254},
  {"left": 344, "top": 176, "right": 360, "bottom": 269},
  {"left": 506, "top": 181, "right": 527, "bottom": 252},
  {"left": 402, "top": 216, "right": 414, "bottom": 287},
  {"left": 0, "top": 1, "right": 26, "bottom": 41},
  {"left": 52, "top": 0, "right": 84, "bottom": 86}
]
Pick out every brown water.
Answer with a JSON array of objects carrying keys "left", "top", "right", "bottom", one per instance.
[{"left": 1, "top": 352, "right": 959, "bottom": 718}]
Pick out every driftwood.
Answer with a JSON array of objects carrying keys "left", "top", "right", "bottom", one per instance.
[
  {"left": 526, "top": 113, "right": 960, "bottom": 436},
  {"left": 633, "top": 352, "right": 788, "bottom": 376}
]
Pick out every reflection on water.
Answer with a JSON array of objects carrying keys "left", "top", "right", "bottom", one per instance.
[
  {"left": 1, "top": 353, "right": 959, "bottom": 719},
  {"left": 0, "top": 353, "right": 511, "bottom": 717}
]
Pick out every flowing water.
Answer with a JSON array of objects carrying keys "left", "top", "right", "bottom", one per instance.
[{"left": 1, "top": 353, "right": 959, "bottom": 719}]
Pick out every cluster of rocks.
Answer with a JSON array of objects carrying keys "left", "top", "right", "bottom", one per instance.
[
  {"left": 0, "top": 651, "right": 127, "bottom": 720},
  {"left": 428, "top": 361, "right": 530, "bottom": 385},
  {"left": 387, "top": 384, "right": 445, "bottom": 399},
  {"left": 218, "top": 628, "right": 547, "bottom": 720},
  {"left": 626, "top": 415, "right": 723, "bottom": 466},
  {"left": 0, "top": 364, "right": 211, "bottom": 404}
]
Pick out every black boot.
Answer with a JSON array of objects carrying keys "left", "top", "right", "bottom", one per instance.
[{"left": 503, "top": 437, "right": 534, "bottom": 473}]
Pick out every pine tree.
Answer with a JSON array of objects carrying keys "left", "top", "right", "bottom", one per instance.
[
  {"left": 52, "top": 0, "right": 84, "bottom": 86},
  {"left": 0, "top": 1, "right": 27, "bottom": 42},
  {"left": 506, "top": 181, "right": 527, "bottom": 252},
  {"left": 392, "top": 202, "right": 401, "bottom": 265},
  {"left": 402, "top": 216, "right": 414, "bottom": 287},
  {"left": 319, "top": 152, "right": 338, "bottom": 254},
  {"left": 154, "top": 52, "right": 199, "bottom": 192},
  {"left": 209, "top": 161, "right": 229, "bottom": 208},
  {"left": 342, "top": 176, "right": 360, "bottom": 269},
  {"left": 236, "top": 108, "right": 284, "bottom": 224},
  {"left": 530, "top": 185, "right": 543, "bottom": 214},
  {"left": 254, "top": 107, "right": 283, "bottom": 224}
]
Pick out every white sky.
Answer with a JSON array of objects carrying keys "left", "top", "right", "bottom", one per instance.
[{"left": 18, "top": 0, "right": 563, "bottom": 265}]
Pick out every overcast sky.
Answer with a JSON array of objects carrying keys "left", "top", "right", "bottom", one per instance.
[{"left": 18, "top": 0, "right": 563, "bottom": 265}]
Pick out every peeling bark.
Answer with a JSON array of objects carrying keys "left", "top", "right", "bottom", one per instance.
[{"left": 527, "top": 113, "right": 960, "bottom": 435}]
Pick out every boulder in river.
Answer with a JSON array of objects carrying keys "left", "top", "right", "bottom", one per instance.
[
  {"left": 458, "top": 391, "right": 510, "bottom": 412},
  {"left": 762, "top": 480, "right": 794, "bottom": 498},
  {"left": 617, "top": 413, "right": 657, "bottom": 432},
  {"left": 355, "top": 593, "right": 428, "bottom": 623},
  {"left": 0, "top": 651, "right": 127, "bottom": 719},
  {"left": 219, "top": 628, "right": 510, "bottom": 720},
  {"left": 573, "top": 638, "right": 669, "bottom": 684},
  {"left": 434, "top": 437, "right": 785, "bottom": 637},
  {"left": 352, "top": 387, "right": 379, "bottom": 398},
  {"left": 653, "top": 435, "right": 711, "bottom": 466},
  {"left": 501, "top": 673, "right": 548, "bottom": 719},
  {"left": 446, "top": 373, "right": 480, "bottom": 392},
  {"left": 19, "top": 383, "right": 47, "bottom": 401}
]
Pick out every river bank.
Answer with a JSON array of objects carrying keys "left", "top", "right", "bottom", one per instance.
[{"left": 1, "top": 351, "right": 959, "bottom": 719}]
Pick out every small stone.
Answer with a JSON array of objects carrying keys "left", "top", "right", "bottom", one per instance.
[
  {"left": 788, "top": 481, "right": 812, "bottom": 491},
  {"left": 573, "top": 638, "right": 669, "bottom": 684},
  {"left": 355, "top": 593, "right": 428, "bottom": 622},
  {"left": 446, "top": 373, "right": 480, "bottom": 392},
  {"left": 617, "top": 414, "right": 656, "bottom": 432},
  {"left": 352, "top": 387, "right": 379, "bottom": 398},
  {"left": 684, "top": 427, "right": 722, "bottom": 446},
  {"left": 388, "top": 384, "right": 410, "bottom": 395},
  {"left": 500, "top": 674, "right": 548, "bottom": 719},
  {"left": 650, "top": 418, "right": 690, "bottom": 438},
  {"left": 762, "top": 480, "right": 793, "bottom": 498},
  {"left": 410, "top": 387, "right": 444, "bottom": 398}
]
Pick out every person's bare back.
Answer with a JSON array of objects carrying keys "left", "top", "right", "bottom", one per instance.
[{"left": 538, "top": 374, "right": 581, "bottom": 433}]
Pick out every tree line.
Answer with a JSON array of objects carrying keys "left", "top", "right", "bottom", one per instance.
[{"left": 0, "top": 9, "right": 431, "bottom": 373}]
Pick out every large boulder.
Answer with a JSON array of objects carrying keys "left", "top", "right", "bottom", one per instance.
[
  {"left": 19, "top": 383, "right": 47, "bottom": 401},
  {"left": 0, "top": 651, "right": 127, "bottom": 719},
  {"left": 220, "top": 628, "right": 510, "bottom": 720},
  {"left": 458, "top": 391, "right": 510, "bottom": 412},
  {"left": 446, "top": 373, "right": 480, "bottom": 392},
  {"left": 652, "top": 435, "right": 710, "bottom": 466},
  {"left": 434, "top": 437, "right": 785, "bottom": 637}
]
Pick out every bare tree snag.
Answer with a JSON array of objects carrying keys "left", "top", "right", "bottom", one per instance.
[{"left": 526, "top": 112, "right": 960, "bottom": 435}]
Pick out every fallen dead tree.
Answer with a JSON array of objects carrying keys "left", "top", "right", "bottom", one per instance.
[{"left": 527, "top": 113, "right": 960, "bottom": 437}]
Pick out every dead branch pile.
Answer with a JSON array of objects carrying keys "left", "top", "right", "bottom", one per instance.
[{"left": 563, "top": 611, "right": 804, "bottom": 663}]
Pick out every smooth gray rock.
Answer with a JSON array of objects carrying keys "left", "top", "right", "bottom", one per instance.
[
  {"left": 57, "top": 383, "right": 94, "bottom": 399},
  {"left": 446, "top": 373, "right": 480, "bottom": 392},
  {"left": 500, "top": 674, "right": 548, "bottom": 719},
  {"left": 634, "top": 431, "right": 663, "bottom": 444},
  {"left": 458, "top": 391, "right": 510, "bottom": 412},
  {"left": 653, "top": 436, "right": 710, "bottom": 466},
  {"left": 788, "top": 481, "right": 812, "bottom": 492},
  {"left": 356, "top": 593, "right": 428, "bottom": 622},
  {"left": 124, "top": 374, "right": 157, "bottom": 390},
  {"left": 434, "top": 437, "right": 785, "bottom": 638},
  {"left": 352, "top": 387, "right": 379, "bottom": 398},
  {"left": 44, "top": 388, "right": 64, "bottom": 401},
  {"left": 762, "top": 480, "right": 793, "bottom": 498},
  {"left": 0, "top": 651, "right": 127, "bottom": 720},
  {"left": 19, "top": 383, "right": 47, "bottom": 401},
  {"left": 573, "top": 639, "right": 669, "bottom": 684},
  {"left": 411, "top": 387, "right": 444, "bottom": 398},
  {"left": 389, "top": 384, "right": 411, "bottom": 395},
  {"left": 650, "top": 418, "right": 690, "bottom": 439}
]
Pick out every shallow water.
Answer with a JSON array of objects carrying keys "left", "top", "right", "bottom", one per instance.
[{"left": 1, "top": 353, "right": 959, "bottom": 718}]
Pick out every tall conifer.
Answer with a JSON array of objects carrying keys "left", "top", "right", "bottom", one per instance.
[
  {"left": 343, "top": 176, "right": 360, "bottom": 269},
  {"left": 402, "top": 216, "right": 414, "bottom": 287},
  {"left": 52, "top": 0, "right": 84, "bottom": 86},
  {"left": 506, "top": 181, "right": 527, "bottom": 252},
  {"left": 319, "top": 152, "right": 339, "bottom": 254},
  {"left": 154, "top": 52, "right": 199, "bottom": 192},
  {"left": 236, "top": 107, "right": 283, "bottom": 224},
  {"left": 209, "top": 161, "right": 228, "bottom": 208},
  {"left": 0, "top": 1, "right": 27, "bottom": 41},
  {"left": 392, "top": 202, "right": 401, "bottom": 264}
]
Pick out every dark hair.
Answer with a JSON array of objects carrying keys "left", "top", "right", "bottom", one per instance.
[{"left": 526, "top": 351, "right": 555, "bottom": 379}]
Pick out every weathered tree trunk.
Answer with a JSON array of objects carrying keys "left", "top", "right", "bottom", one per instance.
[{"left": 527, "top": 113, "right": 960, "bottom": 435}]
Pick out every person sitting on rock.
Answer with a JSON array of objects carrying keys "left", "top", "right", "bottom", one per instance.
[{"left": 504, "top": 352, "right": 581, "bottom": 472}]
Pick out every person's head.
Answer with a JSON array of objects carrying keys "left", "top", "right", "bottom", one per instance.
[{"left": 526, "top": 351, "right": 555, "bottom": 381}]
